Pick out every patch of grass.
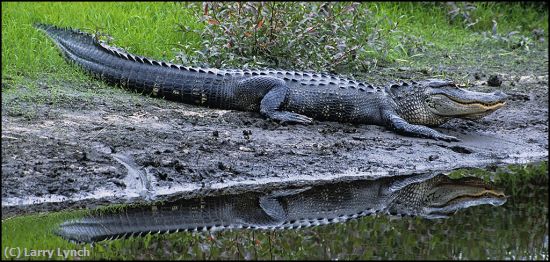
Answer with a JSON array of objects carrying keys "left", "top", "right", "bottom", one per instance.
[
  {"left": 1, "top": 2, "right": 202, "bottom": 81},
  {"left": 1, "top": 210, "right": 89, "bottom": 260}
]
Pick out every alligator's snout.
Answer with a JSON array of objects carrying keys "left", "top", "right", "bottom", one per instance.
[
  {"left": 493, "top": 90, "right": 508, "bottom": 101},
  {"left": 475, "top": 90, "right": 508, "bottom": 109},
  {"left": 426, "top": 85, "right": 508, "bottom": 120}
]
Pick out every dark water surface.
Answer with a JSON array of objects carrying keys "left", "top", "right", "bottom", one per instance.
[{"left": 116, "top": 187, "right": 546, "bottom": 260}]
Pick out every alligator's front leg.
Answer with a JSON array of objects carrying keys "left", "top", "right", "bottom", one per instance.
[
  {"left": 384, "top": 112, "right": 459, "bottom": 142},
  {"left": 237, "top": 76, "right": 313, "bottom": 124}
]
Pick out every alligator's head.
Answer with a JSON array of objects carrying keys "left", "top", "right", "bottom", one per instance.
[
  {"left": 388, "top": 174, "right": 507, "bottom": 219},
  {"left": 387, "top": 79, "right": 508, "bottom": 126}
]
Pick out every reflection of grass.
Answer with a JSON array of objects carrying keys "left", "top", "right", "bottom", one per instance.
[
  {"left": 2, "top": 162, "right": 547, "bottom": 260},
  {"left": 449, "top": 162, "right": 548, "bottom": 199},
  {"left": 1, "top": 210, "right": 89, "bottom": 260}
]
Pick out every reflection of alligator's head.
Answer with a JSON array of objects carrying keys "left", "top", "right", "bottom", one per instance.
[
  {"left": 388, "top": 79, "right": 507, "bottom": 126},
  {"left": 388, "top": 174, "right": 507, "bottom": 219},
  {"left": 56, "top": 173, "right": 507, "bottom": 243}
]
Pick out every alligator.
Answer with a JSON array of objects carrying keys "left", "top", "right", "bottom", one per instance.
[
  {"left": 34, "top": 23, "right": 508, "bottom": 141},
  {"left": 56, "top": 173, "right": 506, "bottom": 243}
]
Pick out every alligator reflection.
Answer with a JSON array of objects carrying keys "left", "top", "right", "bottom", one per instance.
[{"left": 57, "top": 173, "right": 506, "bottom": 243}]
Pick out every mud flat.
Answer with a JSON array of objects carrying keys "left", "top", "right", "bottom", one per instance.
[{"left": 2, "top": 70, "right": 548, "bottom": 217}]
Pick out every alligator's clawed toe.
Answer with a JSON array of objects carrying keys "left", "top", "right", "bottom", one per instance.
[
  {"left": 263, "top": 111, "right": 313, "bottom": 125},
  {"left": 281, "top": 113, "right": 313, "bottom": 125},
  {"left": 436, "top": 134, "right": 460, "bottom": 142}
]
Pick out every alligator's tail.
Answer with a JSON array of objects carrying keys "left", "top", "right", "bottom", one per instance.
[
  {"left": 33, "top": 23, "right": 214, "bottom": 103},
  {"left": 56, "top": 200, "right": 236, "bottom": 243},
  {"left": 55, "top": 193, "right": 282, "bottom": 243}
]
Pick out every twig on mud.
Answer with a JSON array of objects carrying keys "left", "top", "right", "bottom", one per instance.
[
  {"left": 85, "top": 114, "right": 125, "bottom": 141},
  {"left": 86, "top": 122, "right": 114, "bottom": 141}
]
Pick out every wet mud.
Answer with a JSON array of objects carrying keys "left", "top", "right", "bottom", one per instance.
[{"left": 2, "top": 64, "right": 548, "bottom": 217}]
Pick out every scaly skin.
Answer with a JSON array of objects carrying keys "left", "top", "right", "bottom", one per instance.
[
  {"left": 56, "top": 173, "right": 506, "bottom": 243},
  {"left": 35, "top": 23, "right": 508, "bottom": 141}
]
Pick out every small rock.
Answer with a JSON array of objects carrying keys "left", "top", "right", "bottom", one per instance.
[
  {"left": 158, "top": 172, "right": 168, "bottom": 181},
  {"left": 112, "top": 179, "right": 126, "bottom": 188},
  {"left": 243, "top": 130, "right": 252, "bottom": 139},
  {"left": 487, "top": 75, "right": 502, "bottom": 87},
  {"left": 47, "top": 186, "right": 58, "bottom": 194},
  {"left": 474, "top": 72, "right": 481, "bottom": 80},
  {"left": 239, "top": 146, "right": 255, "bottom": 152},
  {"left": 212, "top": 130, "right": 219, "bottom": 137},
  {"left": 218, "top": 161, "right": 228, "bottom": 170},
  {"left": 161, "top": 159, "right": 174, "bottom": 166},
  {"left": 428, "top": 155, "right": 439, "bottom": 161},
  {"left": 254, "top": 150, "right": 267, "bottom": 157},
  {"left": 198, "top": 145, "right": 212, "bottom": 152}
]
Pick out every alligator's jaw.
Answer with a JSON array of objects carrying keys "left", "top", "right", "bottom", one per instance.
[
  {"left": 428, "top": 88, "right": 508, "bottom": 119},
  {"left": 422, "top": 176, "right": 507, "bottom": 218},
  {"left": 424, "top": 196, "right": 507, "bottom": 219}
]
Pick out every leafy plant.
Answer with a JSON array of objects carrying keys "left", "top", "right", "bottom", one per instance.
[
  {"left": 445, "top": 2, "right": 479, "bottom": 29},
  {"left": 174, "top": 2, "right": 413, "bottom": 74}
]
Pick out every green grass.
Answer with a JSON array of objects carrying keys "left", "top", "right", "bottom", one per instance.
[
  {"left": 1, "top": 2, "right": 204, "bottom": 119},
  {"left": 2, "top": 2, "right": 547, "bottom": 82},
  {"left": 1, "top": 2, "right": 202, "bottom": 81},
  {"left": 357, "top": 2, "right": 547, "bottom": 64},
  {"left": 345, "top": 2, "right": 547, "bottom": 64},
  {"left": 2, "top": 210, "right": 88, "bottom": 260}
]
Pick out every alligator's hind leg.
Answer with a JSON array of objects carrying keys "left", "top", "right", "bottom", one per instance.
[
  {"left": 260, "top": 85, "right": 313, "bottom": 124},
  {"left": 384, "top": 113, "right": 459, "bottom": 142},
  {"left": 237, "top": 76, "right": 313, "bottom": 124}
]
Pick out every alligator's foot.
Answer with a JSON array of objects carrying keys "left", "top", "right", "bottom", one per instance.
[
  {"left": 251, "top": 77, "right": 313, "bottom": 124},
  {"left": 386, "top": 113, "right": 460, "bottom": 142},
  {"left": 432, "top": 133, "right": 460, "bottom": 142}
]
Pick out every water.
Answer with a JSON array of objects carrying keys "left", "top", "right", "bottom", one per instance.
[
  {"left": 2, "top": 167, "right": 547, "bottom": 260},
  {"left": 102, "top": 189, "right": 547, "bottom": 260},
  {"left": 56, "top": 171, "right": 547, "bottom": 259}
]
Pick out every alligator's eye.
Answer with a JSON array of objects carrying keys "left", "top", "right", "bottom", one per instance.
[{"left": 425, "top": 97, "right": 435, "bottom": 107}]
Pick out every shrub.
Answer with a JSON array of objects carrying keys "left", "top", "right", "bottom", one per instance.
[{"left": 174, "top": 2, "right": 401, "bottom": 74}]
